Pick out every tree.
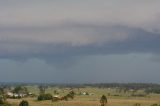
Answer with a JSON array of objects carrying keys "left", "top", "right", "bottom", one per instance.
[
  {"left": 100, "top": 95, "right": 107, "bottom": 106},
  {"left": 38, "top": 86, "right": 46, "bottom": 94},
  {"left": 19, "top": 100, "right": 29, "bottom": 106},
  {"left": 54, "top": 90, "right": 59, "bottom": 95},
  {"left": 37, "top": 93, "right": 53, "bottom": 101},
  {"left": 66, "top": 90, "right": 75, "bottom": 99},
  {"left": 13, "top": 86, "right": 28, "bottom": 94}
]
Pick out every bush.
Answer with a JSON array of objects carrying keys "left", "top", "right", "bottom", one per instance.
[
  {"left": 37, "top": 93, "right": 53, "bottom": 101},
  {"left": 19, "top": 100, "right": 29, "bottom": 106}
]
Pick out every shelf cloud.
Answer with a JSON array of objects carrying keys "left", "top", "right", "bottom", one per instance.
[
  {"left": 0, "top": 0, "right": 160, "bottom": 60},
  {"left": 0, "top": 0, "right": 160, "bottom": 83}
]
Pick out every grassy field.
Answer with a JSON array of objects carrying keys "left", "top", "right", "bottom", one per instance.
[
  {"left": 6, "top": 86, "right": 160, "bottom": 106},
  {"left": 8, "top": 98, "right": 159, "bottom": 106}
]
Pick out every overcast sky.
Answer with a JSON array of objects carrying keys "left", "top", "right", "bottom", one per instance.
[{"left": 0, "top": 0, "right": 160, "bottom": 83}]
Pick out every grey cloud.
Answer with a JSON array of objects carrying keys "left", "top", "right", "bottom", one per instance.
[
  {"left": 0, "top": 0, "right": 160, "bottom": 33},
  {"left": 0, "top": 23, "right": 160, "bottom": 62},
  {"left": 1, "top": 0, "right": 160, "bottom": 83},
  {"left": 0, "top": 0, "right": 160, "bottom": 64}
]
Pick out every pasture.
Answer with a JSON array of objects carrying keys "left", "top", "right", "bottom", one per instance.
[{"left": 6, "top": 86, "right": 160, "bottom": 106}]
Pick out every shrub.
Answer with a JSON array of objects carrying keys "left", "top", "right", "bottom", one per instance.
[
  {"left": 19, "top": 100, "right": 29, "bottom": 106},
  {"left": 37, "top": 93, "right": 53, "bottom": 101}
]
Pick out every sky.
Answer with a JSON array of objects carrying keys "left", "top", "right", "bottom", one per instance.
[{"left": 0, "top": 0, "right": 160, "bottom": 83}]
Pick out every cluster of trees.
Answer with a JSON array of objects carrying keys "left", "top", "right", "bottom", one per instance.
[
  {"left": 38, "top": 86, "right": 47, "bottom": 94},
  {"left": 13, "top": 86, "right": 28, "bottom": 94},
  {"left": 37, "top": 90, "right": 76, "bottom": 102},
  {"left": 85, "top": 83, "right": 160, "bottom": 90},
  {"left": 52, "top": 90, "right": 75, "bottom": 102},
  {"left": 0, "top": 86, "right": 30, "bottom": 106},
  {"left": 37, "top": 85, "right": 53, "bottom": 101},
  {"left": 37, "top": 93, "right": 53, "bottom": 101},
  {"left": 63, "top": 90, "right": 75, "bottom": 101},
  {"left": 1, "top": 83, "right": 160, "bottom": 94},
  {"left": 37, "top": 85, "right": 76, "bottom": 102},
  {"left": 145, "top": 87, "right": 160, "bottom": 94}
]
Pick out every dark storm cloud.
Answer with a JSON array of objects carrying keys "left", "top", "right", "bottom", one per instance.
[
  {"left": 1, "top": 0, "right": 160, "bottom": 83},
  {"left": 0, "top": 0, "right": 160, "bottom": 62},
  {"left": 0, "top": 23, "right": 160, "bottom": 61}
]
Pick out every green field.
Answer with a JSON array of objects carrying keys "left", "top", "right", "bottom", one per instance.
[{"left": 6, "top": 86, "right": 160, "bottom": 106}]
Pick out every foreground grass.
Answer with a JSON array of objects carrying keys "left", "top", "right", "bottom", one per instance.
[{"left": 7, "top": 96, "right": 160, "bottom": 106}]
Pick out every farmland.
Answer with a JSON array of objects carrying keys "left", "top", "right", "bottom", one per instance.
[{"left": 1, "top": 84, "right": 160, "bottom": 106}]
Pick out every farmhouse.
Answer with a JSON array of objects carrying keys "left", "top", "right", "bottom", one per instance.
[{"left": 6, "top": 91, "right": 27, "bottom": 98}]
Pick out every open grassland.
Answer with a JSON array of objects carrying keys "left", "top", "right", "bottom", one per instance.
[
  {"left": 7, "top": 87, "right": 160, "bottom": 106},
  {"left": 8, "top": 97, "right": 160, "bottom": 106}
]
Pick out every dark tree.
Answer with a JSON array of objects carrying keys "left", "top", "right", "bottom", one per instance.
[
  {"left": 37, "top": 93, "right": 53, "bottom": 101},
  {"left": 100, "top": 95, "right": 107, "bottom": 106},
  {"left": 13, "top": 86, "right": 28, "bottom": 94},
  {"left": 54, "top": 90, "right": 59, "bottom": 95},
  {"left": 38, "top": 86, "right": 46, "bottom": 94},
  {"left": 19, "top": 100, "right": 29, "bottom": 106}
]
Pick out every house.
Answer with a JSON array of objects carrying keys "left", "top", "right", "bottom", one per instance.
[
  {"left": 6, "top": 92, "right": 26, "bottom": 98},
  {"left": 7, "top": 92, "right": 14, "bottom": 98}
]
